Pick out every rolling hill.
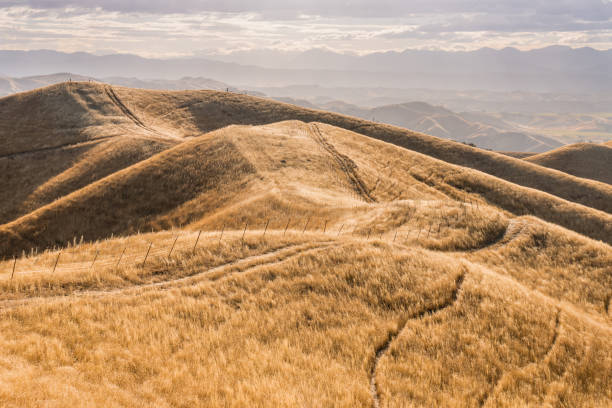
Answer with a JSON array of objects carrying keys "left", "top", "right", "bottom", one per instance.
[
  {"left": 0, "top": 83, "right": 610, "bottom": 407},
  {"left": 525, "top": 143, "right": 612, "bottom": 185},
  {"left": 315, "top": 100, "right": 563, "bottom": 153},
  {"left": 2, "top": 83, "right": 611, "bottom": 240}
]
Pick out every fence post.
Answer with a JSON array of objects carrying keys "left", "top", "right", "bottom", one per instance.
[
  {"left": 241, "top": 222, "right": 248, "bottom": 243},
  {"left": 10, "top": 258, "right": 16, "bottom": 280},
  {"left": 323, "top": 220, "right": 328, "bottom": 234},
  {"left": 193, "top": 230, "right": 203, "bottom": 253},
  {"left": 89, "top": 250, "right": 99, "bottom": 271},
  {"left": 168, "top": 235, "right": 179, "bottom": 258},
  {"left": 283, "top": 218, "right": 291, "bottom": 236},
  {"left": 302, "top": 217, "right": 311, "bottom": 234},
  {"left": 116, "top": 247, "right": 127, "bottom": 268},
  {"left": 142, "top": 242, "right": 153, "bottom": 266},
  {"left": 52, "top": 251, "right": 62, "bottom": 273},
  {"left": 218, "top": 225, "right": 225, "bottom": 246},
  {"left": 427, "top": 224, "right": 433, "bottom": 238},
  {"left": 262, "top": 219, "right": 270, "bottom": 238}
]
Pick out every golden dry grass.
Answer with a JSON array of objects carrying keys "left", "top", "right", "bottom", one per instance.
[
  {"left": 1, "top": 121, "right": 611, "bottom": 260},
  {"left": 0, "top": 225, "right": 609, "bottom": 407},
  {"left": 0, "top": 136, "right": 173, "bottom": 224},
  {"left": 525, "top": 143, "right": 612, "bottom": 185},
  {"left": 0, "top": 84, "right": 611, "bottom": 407},
  {"left": 2, "top": 82, "right": 611, "bottom": 215}
]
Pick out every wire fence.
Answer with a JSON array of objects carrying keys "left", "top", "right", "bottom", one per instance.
[{"left": 0, "top": 201, "right": 491, "bottom": 282}]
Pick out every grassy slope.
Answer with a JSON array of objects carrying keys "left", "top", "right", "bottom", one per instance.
[
  {"left": 0, "top": 225, "right": 609, "bottom": 407},
  {"left": 107, "top": 85, "right": 612, "bottom": 214},
  {"left": 0, "top": 137, "right": 173, "bottom": 224},
  {"left": 0, "top": 85, "right": 611, "bottom": 406},
  {"left": 498, "top": 151, "right": 537, "bottom": 159},
  {"left": 525, "top": 143, "right": 612, "bottom": 185},
  {"left": 0, "top": 83, "right": 181, "bottom": 224},
  {"left": 1, "top": 121, "right": 610, "bottom": 259}
]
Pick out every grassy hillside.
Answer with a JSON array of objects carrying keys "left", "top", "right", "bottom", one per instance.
[
  {"left": 0, "top": 84, "right": 610, "bottom": 407},
  {"left": 525, "top": 143, "right": 612, "bottom": 185},
  {"left": 107, "top": 84, "right": 612, "bottom": 214},
  {"left": 1, "top": 121, "right": 610, "bottom": 260},
  {"left": 499, "top": 151, "right": 537, "bottom": 159},
  {"left": 0, "top": 221, "right": 609, "bottom": 406},
  {"left": 2, "top": 83, "right": 611, "bottom": 216}
]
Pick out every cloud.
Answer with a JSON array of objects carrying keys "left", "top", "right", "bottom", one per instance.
[
  {"left": 0, "top": 1, "right": 610, "bottom": 56},
  {"left": 0, "top": 0, "right": 609, "bottom": 20}
]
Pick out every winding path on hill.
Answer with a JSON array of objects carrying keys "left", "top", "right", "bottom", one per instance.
[
  {"left": 370, "top": 273, "right": 465, "bottom": 408},
  {"left": 309, "top": 123, "right": 377, "bottom": 203},
  {"left": 468, "top": 218, "right": 530, "bottom": 253},
  {"left": 0, "top": 240, "right": 335, "bottom": 311},
  {"left": 0, "top": 135, "right": 119, "bottom": 159}
]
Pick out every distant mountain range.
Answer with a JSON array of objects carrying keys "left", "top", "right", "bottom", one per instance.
[
  {"left": 0, "top": 73, "right": 257, "bottom": 97},
  {"left": 1, "top": 47, "right": 611, "bottom": 93},
  {"left": 2, "top": 73, "right": 609, "bottom": 153},
  {"left": 274, "top": 98, "right": 563, "bottom": 153}
]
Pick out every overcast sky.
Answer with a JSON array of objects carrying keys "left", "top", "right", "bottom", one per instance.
[{"left": 0, "top": 0, "right": 611, "bottom": 57}]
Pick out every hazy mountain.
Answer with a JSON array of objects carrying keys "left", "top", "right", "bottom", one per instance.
[
  {"left": 279, "top": 98, "right": 563, "bottom": 152},
  {"left": 0, "top": 73, "right": 258, "bottom": 97},
  {"left": 249, "top": 85, "right": 612, "bottom": 114},
  {"left": 1, "top": 73, "right": 607, "bottom": 151},
  {"left": 1, "top": 48, "right": 611, "bottom": 93}
]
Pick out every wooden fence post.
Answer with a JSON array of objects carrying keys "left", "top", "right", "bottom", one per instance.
[
  {"left": 302, "top": 217, "right": 311, "bottom": 234},
  {"left": 193, "top": 230, "right": 203, "bottom": 253},
  {"left": 52, "top": 251, "right": 62, "bottom": 273},
  {"left": 89, "top": 250, "right": 99, "bottom": 271},
  {"left": 241, "top": 222, "right": 248, "bottom": 243},
  {"left": 10, "top": 258, "right": 16, "bottom": 280},
  {"left": 142, "top": 243, "right": 153, "bottom": 266},
  {"left": 116, "top": 247, "right": 126, "bottom": 268},
  {"left": 262, "top": 219, "right": 270, "bottom": 238},
  {"left": 323, "top": 220, "right": 328, "bottom": 234},
  {"left": 168, "top": 235, "right": 179, "bottom": 258},
  {"left": 218, "top": 225, "right": 225, "bottom": 246}
]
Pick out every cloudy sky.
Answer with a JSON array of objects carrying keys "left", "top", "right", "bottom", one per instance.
[{"left": 0, "top": 0, "right": 611, "bottom": 57}]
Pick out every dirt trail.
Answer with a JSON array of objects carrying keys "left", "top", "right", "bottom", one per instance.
[
  {"left": 309, "top": 123, "right": 376, "bottom": 203},
  {"left": 0, "top": 135, "right": 118, "bottom": 160},
  {"left": 0, "top": 241, "right": 334, "bottom": 311},
  {"left": 105, "top": 86, "right": 150, "bottom": 130},
  {"left": 370, "top": 273, "right": 465, "bottom": 408},
  {"left": 469, "top": 218, "right": 530, "bottom": 253}
]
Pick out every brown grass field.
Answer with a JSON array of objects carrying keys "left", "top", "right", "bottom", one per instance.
[
  {"left": 525, "top": 143, "right": 612, "bottom": 185},
  {"left": 0, "top": 83, "right": 610, "bottom": 407}
]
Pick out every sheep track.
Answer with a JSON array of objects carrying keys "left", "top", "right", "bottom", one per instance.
[
  {"left": 309, "top": 123, "right": 376, "bottom": 203},
  {"left": 370, "top": 273, "right": 465, "bottom": 408}
]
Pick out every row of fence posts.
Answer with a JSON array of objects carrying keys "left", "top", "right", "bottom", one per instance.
[{"left": 6, "top": 197, "right": 489, "bottom": 280}]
